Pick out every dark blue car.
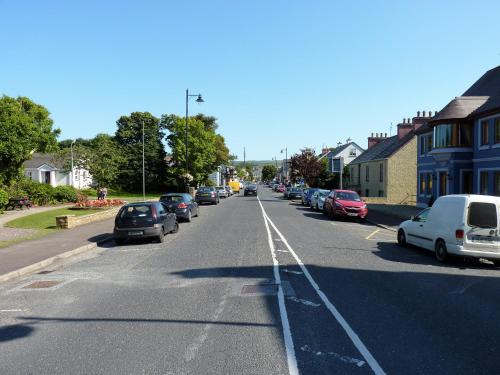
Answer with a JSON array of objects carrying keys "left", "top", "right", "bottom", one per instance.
[{"left": 301, "top": 188, "right": 320, "bottom": 206}]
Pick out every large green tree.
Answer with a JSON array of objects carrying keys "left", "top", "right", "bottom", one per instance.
[
  {"left": 0, "top": 96, "right": 60, "bottom": 184},
  {"left": 115, "top": 112, "right": 167, "bottom": 192},
  {"left": 289, "top": 149, "right": 324, "bottom": 186},
  {"left": 262, "top": 164, "right": 277, "bottom": 181},
  {"left": 162, "top": 114, "right": 218, "bottom": 187}
]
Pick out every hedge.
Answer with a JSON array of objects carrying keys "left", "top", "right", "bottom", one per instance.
[{"left": 4, "top": 179, "right": 79, "bottom": 206}]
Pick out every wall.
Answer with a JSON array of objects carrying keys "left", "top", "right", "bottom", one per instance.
[
  {"left": 387, "top": 137, "right": 417, "bottom": 204},
  {"left": 353, "top": 159, "right": 388, "bottom": 198},
  {"left": 56, "top": 207, "right": 120, "bottom": 229}
]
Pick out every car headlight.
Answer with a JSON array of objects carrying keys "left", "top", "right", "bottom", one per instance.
[{"left": 361, "top": 204, "right": 367, "bottom": 209}]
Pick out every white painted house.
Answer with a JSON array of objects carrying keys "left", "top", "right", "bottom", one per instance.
[
  {"left": 23, "top": 153, "right": 93, "bottom": 189},
  {"left": 318, "top": 141, "right": 365, "bottom": 172}
]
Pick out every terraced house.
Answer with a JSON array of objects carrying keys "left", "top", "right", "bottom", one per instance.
[
  {"left": 416, "top": 66, "right": 500, "bottom": 207},
  {"left": 349, "top": 112, "right": 431, "bottom": 204}
]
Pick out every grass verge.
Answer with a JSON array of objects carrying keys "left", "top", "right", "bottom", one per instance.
[{"left": 5, "top": 208, "right": 104, "bottom": 230}]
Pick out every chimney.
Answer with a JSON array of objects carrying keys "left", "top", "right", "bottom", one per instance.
[
  {"left": 412, "top": 109, "right": 435, "bottom": 131},
  {"left": 397, "top": 121, "right": 413, "bottom": 139},
  {"left": 321, "top": 147, "right": 329, "bottom": 155},
  {"left": 367, "top": 132, "right": 387, "bottom": 149}
]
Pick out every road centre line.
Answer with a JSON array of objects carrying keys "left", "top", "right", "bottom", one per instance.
[
  {"left": 261, "top": 203, "right": 299, "bottom": 375},
  {"left": 257, "top": 196, "right": 386, "bottom": 375},
  {"left": 365, "top": 229, "right": 380, "bottom": 240}
]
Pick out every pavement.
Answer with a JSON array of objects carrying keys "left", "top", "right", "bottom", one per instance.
[{"left": 1, "top": 188, "right": 500, "bottom": 374}]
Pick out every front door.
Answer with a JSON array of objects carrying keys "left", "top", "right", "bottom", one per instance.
[
  {"left": 439, "top": 172, "right": 447, "bottom": 196},
  {"left": 44, "top": 171, "right": 51, "bottom": 184}
]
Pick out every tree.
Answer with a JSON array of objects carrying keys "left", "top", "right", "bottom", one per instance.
[
  {"left": 162, "top": 114, "right": 217, "bottom": 187},
  {"left": 289, "top": 149, "right": 324, "bottom": 186},
  {"left": 262, "top": 164, "right": 277, "bottom": 181},
  {"left": 115, "top": 112, "right": 167, "bottom": 192},
  {"left": 0, "top": 96, "right": 60, "bottom": 184}
]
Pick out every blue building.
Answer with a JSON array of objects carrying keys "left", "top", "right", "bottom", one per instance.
[{"left": 417, "top": 66, "right": 500, "bottom": 207}]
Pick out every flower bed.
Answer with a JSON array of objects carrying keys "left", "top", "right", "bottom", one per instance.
[{"left": 73, "top": 198, "right": 125, "bottom": 209}]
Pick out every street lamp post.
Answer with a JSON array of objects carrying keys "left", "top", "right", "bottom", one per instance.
[
  {"left": 185, "top": 89, "right": 204, "bottom": 192},
  {"left": 281, "top": 148, "right": 287, "bottom": 183},
  {"left": 70, "top": 140, "right": 76, "bottom": 187},
  {"left": 142, "top": 120, "right": 146, "bottom": 201}
]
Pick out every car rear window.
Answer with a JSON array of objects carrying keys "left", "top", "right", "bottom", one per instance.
[
  {"left": 161, "top": 195, "right": 184, "bottom": 203},
  {"left": 468, "top": 202, "right": 497, "bottom": 228},
  {"left": 121, "top": 205, "right": 152, "bottom": 218},
  {"left": 198, "top": 187, "right": 213, "bottom": 193}
]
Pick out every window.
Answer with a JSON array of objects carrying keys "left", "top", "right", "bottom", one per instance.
[
  {"left": 426, "top": 173, "right": 433, "bottom": 195},
  {"left": 349, "top": 148, "right": 357, "bottom": 156},
  {"left": 468, "top": 202, "right": 497, "bottom": 228},
  {"left": 378, "top": 190, "right": 384, "bottom": 197},
  {"left": 28, "top": 172, "right": 32, "bottom": 180},
  {"left": 480, "top": 171, "right": 489, "bottom": 195},
  {"left": 414, "top": 208, "right": 430, "bottom": 222},
  {"left": 379, "top": 163, "right": 383, "bottom": 182},
  {"left": 419, "top": 173, "right": 426, "bottom": 195},
  {"left": 427, "top": 135, "right": 433, "bottom": 153},
  {"left": 365, "top": 166, "right": 369, "bottom": 182},
  {"left": 481, "top": 120, "right": 489, "bottom": 146},
  {"left": 434, "top": 123, "right": 473, "bottom": 148},
  {"left": 419, "top": 134, "right": 433, "bottom": 155},
  {"left": 495, "top": 172, "right": 500, "bottom": 196},
  {"left": 365, "top": 189, "right": 370, "bottom": 197},
  {"left": 462, "top": 171, "right": 473, "bottom": 194},
  {"left": 495, "top": 118, "right": 500, "bottom": 144},
  {"left": 439, "top": 172, "right": 447, "bottom": 196}
]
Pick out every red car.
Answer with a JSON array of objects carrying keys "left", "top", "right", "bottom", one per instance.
[
  {"left": 277, "top": 184, "right": 286, "bottom": 193},
  {"left": 323, "top": 189, "right": 368, "bottom": 220}
]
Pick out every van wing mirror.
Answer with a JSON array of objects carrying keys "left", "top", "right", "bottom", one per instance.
[{"left": 410, "top": 215, "right": 416, "bottom": 221}]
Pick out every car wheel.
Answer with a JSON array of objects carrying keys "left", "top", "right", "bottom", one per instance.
[
  {"left": 186, "top": 209, "right": 192, "bottom": 222},
  {"left": 157, "top": 229, "right": 165, "bottom": 243},
  {"left": 435, "top": 240, "right": 448, "bottom": 262},
  {"left": 397, "top": 229, "right": 407, "bottom": 247},
  {"left": 115, "top": 238, "right": 126, "bottom": 246},
  {"left": 171, "top": 222, "right": 179, "bottom": 234}
]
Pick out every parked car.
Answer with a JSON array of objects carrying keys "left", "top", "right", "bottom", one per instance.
[
  {"left": 288, "top": 187, "right": 303, "bottom": 200},
  {"left": 302, "top": 188, "right": 319, "bottom": 206},
  {"left": 310, "top": 189, "right": 329, "bottom": 210},
  {"left": 159, "top": 193, "right": 199, "bottom": 222},
  {"left": 276, "top": 184, "right": 285, "bottom": 193},
  {"left": 323, "top": 189, "right": 368, "bottom": 220},
  {"left": 195, "top": 186, "right": 220, "bottom": 205},
  {"left": 216, "top": 186, "right": 228, "bottom": 198},
  {"left": 244, "top": 184, "right": 258, "bottom": 196},
  {"left": 114, "top": 202, "right": 178, "bottom": 245},
  {"left": 225, "top": 186, "right": 233, "bottom": 196},
  {"left": 398, "top": 194, "right": 500, "bottom": 263}
]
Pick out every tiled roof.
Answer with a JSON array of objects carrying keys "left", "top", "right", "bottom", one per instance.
[
  {"left": 23, "top": 153, "right": 64, "bottom": 169},
  {"left": 319, "top": 142, "right": 364, "bottom": 160},
  {"left": 430, "top": 96, "right": 488, "bottom": 122},
  {"left": 350, "top": 132, "right": 414, "bottom": 164}
]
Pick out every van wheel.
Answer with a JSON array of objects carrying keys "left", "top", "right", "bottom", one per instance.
[
  {"left": 171, "top": 222, "right": 179, "bottom": 234},
  {"left": 435, "top": 240, "right": 448, "bottom": 262},
  {"left": 195, "top": 207, "right": 199, "bottom": 217},
  {"left": 397, "top": 229, "right": 407, "bottom": 247}
]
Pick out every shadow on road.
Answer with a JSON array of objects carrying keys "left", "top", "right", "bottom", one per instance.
[{"left": 0, "top": 324, "right": 34, "bottom": 343}]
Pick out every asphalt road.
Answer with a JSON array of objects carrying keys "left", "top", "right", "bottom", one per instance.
[{"left": 1, "top": 187, "right": 500, "bottom": 374}]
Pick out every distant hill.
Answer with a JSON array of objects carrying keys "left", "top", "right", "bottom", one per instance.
[{"left": 233, "top": 160, "right": 282, "bottom": 167}]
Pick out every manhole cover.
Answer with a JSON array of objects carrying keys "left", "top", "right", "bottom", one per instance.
[
  {"left": 241, "top": 284, "right": 278, "bottom": 295},
  {"left": 22, "top": 280, "right": 62, "bottom": 289}
]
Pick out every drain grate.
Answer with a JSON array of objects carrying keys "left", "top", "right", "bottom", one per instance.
[
  {"left": 22, "top": 280, "right": 62, "bottom": 289},
  {"left": 242, "top": 284, "right": 278, "bottom": 295}
]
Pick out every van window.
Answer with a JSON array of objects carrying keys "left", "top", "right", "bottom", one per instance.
[{"left": 468, "top": 202, "right": 497, "bottom": 228}]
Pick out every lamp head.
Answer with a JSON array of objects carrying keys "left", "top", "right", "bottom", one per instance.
[{"left": 196, "top": 94, "right": 204, "bottom": 103}]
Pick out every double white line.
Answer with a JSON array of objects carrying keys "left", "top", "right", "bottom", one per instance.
[{"left": 257, "top": 196, "right": 386, "bottom": 375}]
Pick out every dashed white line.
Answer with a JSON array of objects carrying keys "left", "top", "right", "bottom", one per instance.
[
  {"left": 258, "top": 196, "right": 386, "bottom": 375},
  {"left": 300, "top": 345, "right": 366, "bottom": 367},
  {"left": 287, "top": 296, "right": 321, "bottom": 307},
  {"left": 283, "top": 269, "right": 303, "bottom": 275}
]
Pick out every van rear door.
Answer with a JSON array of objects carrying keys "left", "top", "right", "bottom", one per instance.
[{"left": 465, "top": 201, "right": 500, "bottom": 252}]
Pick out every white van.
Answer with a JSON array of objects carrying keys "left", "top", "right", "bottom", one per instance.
[{"left": 398, "top": 195, "right": 500, "bottom": 263}]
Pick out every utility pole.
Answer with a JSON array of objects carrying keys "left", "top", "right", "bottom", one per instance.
[
  {"left": 142, "top": 120, "right": 146, "bottom": 201},
  {"left": 70, "top": 140, "right": 75, "bottom": 187}
]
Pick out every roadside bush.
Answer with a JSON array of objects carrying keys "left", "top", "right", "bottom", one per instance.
[
  {"left": 53, "top": 185, "right": 78, "bottom": 203},
  {"left": 23, "top": 182, "right": 56, "bottom": 206},
  {"left": 0, "top": 188, "right": 8, "bottom": 213}
]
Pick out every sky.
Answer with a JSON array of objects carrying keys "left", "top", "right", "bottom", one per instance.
[{"left": 2, "top": 0, "right": 500, "bottom": 161}]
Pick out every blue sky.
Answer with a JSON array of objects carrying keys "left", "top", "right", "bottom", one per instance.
[{"left": 2, "top": 0, "right": 500, "bottom": 160}]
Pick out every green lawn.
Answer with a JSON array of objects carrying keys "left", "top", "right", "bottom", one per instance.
[{"left": 5, "top": 208, "right": 102, "bottom": 230}]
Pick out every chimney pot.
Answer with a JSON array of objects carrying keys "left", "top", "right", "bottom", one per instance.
[
  {"left": 423, "top": 110, "right": 426, "bottom": 117},
  {"left": 385, "top": 133, "right": 387, "bottom": 137},
  {"left": 403, "top": 118, "right": 406, "bottom": 124},
  {"left": 417, "top": 111, "right": 421, "bottom": 117},
  {"left": 435, "top": 111, "right": 438, "bottom": 116},
  {"left": 371, "top": 132, "right": 374, "bottom": 137},
  {"left": 408, "top": 118, "right": 411, "bottom": 123}
]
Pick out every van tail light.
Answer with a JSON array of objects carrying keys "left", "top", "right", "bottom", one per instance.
[
  {"left": 455, "top": 229, "right": 464, "bottom": 240},
  {"left": 151, "top": 205, "right": 158, "bottom": 221},
  {"left": 211, "top": 192, "right": 216, "bottom": 197},
  {"left": 177, "top": 203, "right": 187, "bottom": 209}
]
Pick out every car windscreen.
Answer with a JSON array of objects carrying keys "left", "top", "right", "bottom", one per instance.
[
  {"left": 336, "top": 192, "right": 361, "bottom": 201},
  {"left": 468, "top": 202, "right": 497, "bottom": 228},
  {"left": 291, "top": 188, "right": 302, "bottom": 192},
  {"left": 120, "top": 205, "right": 152, "bottom": 218},
  {"left": 197, "top": 187, "right": 213, "bottom": 193},
  {"left": 216, "top": 186, "right": 224, "bottom": 190},
  {"left": 161, "top": 195, "right": 184, "bottom": 203}
]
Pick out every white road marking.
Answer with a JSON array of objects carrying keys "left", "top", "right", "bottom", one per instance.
[
  {"left": 0, "top": 309, "right": 26, "bottom": 312},
  {"left": 287, "top": 296, "right": 321, "bottom": 307},
  {"left": 257, "top": 196, "right": 386, "bottom": 375},
  {"left": 283, "top": 269, "right": 303, "bottom": 275},
  {"left": 300, "top": 345, "right": 366, "bottom": 367},
  {"left": 365, "top": 229, "right": 380, "bottom": 240},
  {"left": 277, "top": 250, "right": 289, "bottom": 253},
  {"left": 261, "top": 202, "right": 299, "bottom": 375}
]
